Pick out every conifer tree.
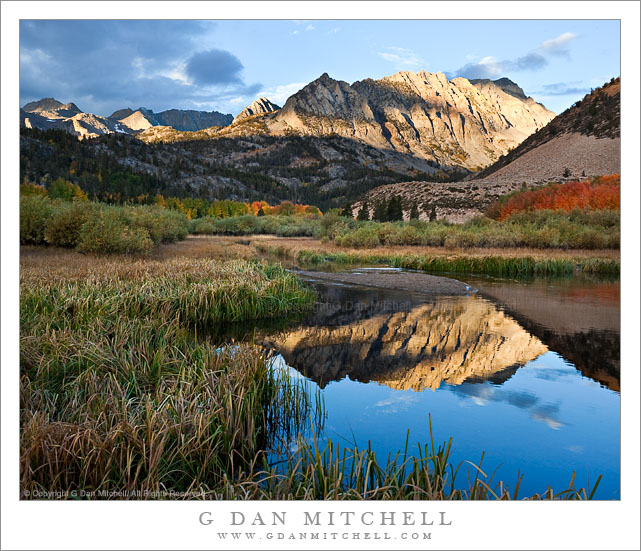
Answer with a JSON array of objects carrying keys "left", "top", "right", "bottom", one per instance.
[
  {"left": 387, "top": 196, "right": 403, "bottom": 221},
  {"left": 357, "top": 201, "right": 370, "bottom": 221},
  {"left": 373, "top": 198, "right": 388, "bottom": 222},
  {"left": 340, "top": 202, "right": 352, "bottom": 217}
]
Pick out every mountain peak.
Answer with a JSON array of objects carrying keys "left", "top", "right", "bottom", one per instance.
[
  {"left": 22, "top": 97, "right": 65, "bottom": 113},
  {"left": 469, "top": 77, "right": 528, "bottom": 100},
  {"left": 22, "top": 97, "right": 82, "bottom": 118},
  {"left": 108, "top": 108, "right": 134, "bottom": 120},
  {"left": 233, "top": 97, "right": 281, "bottom": 124}
]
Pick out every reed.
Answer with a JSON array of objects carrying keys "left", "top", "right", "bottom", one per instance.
[
  {"left": 20, "top": 257, "right": 317, "bottom": 496},
  {"left": 21, "top": 258, "right": 316, "bottom": 331},
  {"left": 204, "top": 418, "right": 603, "bottom": 501},
  {"left": 258, "top": 245, "right": 619, "bottom": 277}
]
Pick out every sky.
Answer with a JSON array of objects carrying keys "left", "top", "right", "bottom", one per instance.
[{"left": 19, "top": 20, "right": 620, "bottom": 117}]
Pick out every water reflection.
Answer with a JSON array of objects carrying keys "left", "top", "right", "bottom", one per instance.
[
  {"left": 256, "top": 275, "right": 620, "bottom": 498},
  {"left": 470, "top": 277, "right": 620, "bottom": 391},
  {"left": 261, "top": 283, "right": 548, "bottom": 391},
  {"left": 448, "top": 381, "right": 564, "bottom": 430}
]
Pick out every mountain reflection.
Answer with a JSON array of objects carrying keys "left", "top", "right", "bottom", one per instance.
[
  {"left": 260, "top": 283, "right": 548, "bottom": 391},
  {"left": 472, "top": 278, "right": 620, "bottom": 392}
]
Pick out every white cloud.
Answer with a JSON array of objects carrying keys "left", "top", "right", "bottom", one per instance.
[
  {"left": 329, "top": 27, "right": 340, "bottom": 34},
  {"left": 229, "top": 96, "right": 245, "bottom": 105},
  {"left": 305, "top": 24, "right": 315, "bottom": 31},
  {"left": 257, "top": 81, "right": 307, "bottom": 105},
  {"left": 541, "top": 32, "right": 578, "bottom": 56},
  {"left": 466, "top": 56, "right": 503, "bottom": 78},
  {"left": 454, "top": 53, "right": 547, "bottom": 80},
  {"left": 378, "top": 46, "right": 423, "bottom": 68},
  {"left": 20, "top": 48, "right": 51, "bottom": 65},
  {"left": 157, "top": 62, "right": 189, "bottom": 84}
]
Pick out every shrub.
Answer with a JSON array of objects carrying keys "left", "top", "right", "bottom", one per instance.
[
  {"left": 48, "top": 177, "right": 87, "bottom": 201},
  {"left": 123, "top": 205, "right": 189, "bottom": 244},
  {"left": 335, "top": 226, "right": 381, "bottom": 248},
  {"left": 44, "top": 201, "right": 99, "bottom": 248},
  {"left": 189, "top": 218, "right": 216, "bottom": 235},
  {"left": 20, "top": 195, "right": 54, "bottom": 245},
  {"left": 77, "top": 209, "right": 154, "bottom": 254},
  {"left": 20, "top": 183, "right": 48, "bottom": 197},
  {"left": 488, "top": 175, "right": 620, "bottom": 220}
]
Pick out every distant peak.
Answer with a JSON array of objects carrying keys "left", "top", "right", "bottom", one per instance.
[
  {"left": 469, "top": 77, "right": 527, "bottom": 100},
  {"left": 22, "top": 97, "right": 65, "bottom": 112},
  {"left": 233, "top": 97, "right": 281, "bottom": 123}
]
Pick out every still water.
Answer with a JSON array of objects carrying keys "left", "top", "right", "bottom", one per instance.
[{"left": 258, "top": 270, "right": 620, "bottom": 499}]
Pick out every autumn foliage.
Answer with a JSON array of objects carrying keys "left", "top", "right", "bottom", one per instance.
[{"left": 488, "top": 175, "right": 620, "bottom": 220}]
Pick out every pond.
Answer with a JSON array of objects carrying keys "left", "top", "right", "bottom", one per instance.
[{"left": 234, "top": 269, "right": 621, "bottom": 499}]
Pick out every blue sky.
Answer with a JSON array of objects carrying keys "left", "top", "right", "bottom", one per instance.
[{"left": 20, "top": 20, "right": 620, "bottom": 117}]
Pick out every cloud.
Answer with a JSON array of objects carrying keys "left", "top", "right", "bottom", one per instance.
[
  {"left": 454, "top": 52, "right": 547, "bottom": 79},
  {"left": 19, "top": 20, "right": 260, "bottom": 115},
  {"left": 541, "top": 32, "right": 578, "bottom": 57},
  {"left": 256, "top": 82, "right": 307, "bottom": 105},
  {"left": 185, "top": 49, "right": 244, "bottom": 86},
  {"left": 453, "top": 31, "right": 577, "bottom": 81},
  {"left": 378, "top": 46, "right": 422, "bottom": 68},
  {"left": 329, "top": 27, "right": 341, "bottom": 35},
  {"left": 535, "top": 82, "right": 591, "bottom": 96},
  {"left": 305, "top": 24, "right": 315, "bottom": 31}
]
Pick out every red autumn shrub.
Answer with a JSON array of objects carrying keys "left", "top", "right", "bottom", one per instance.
[{"left": 491, "top": 175, "right": 620, "bottom": 220}]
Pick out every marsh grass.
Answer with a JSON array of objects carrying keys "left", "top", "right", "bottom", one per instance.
[
  {"left": 20, "top": 257, "right": 317, "bottom": 496},
  {"left": 211, "top": 417, "right": 602, "bottom": 500},
  {"left": 21, "top": 258, "right": 315, "bottom": 329},
  {"left": 258, "top": 244, "right": 620, "bottom": 277}
]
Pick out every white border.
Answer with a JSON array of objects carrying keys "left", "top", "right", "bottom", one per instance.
[{"left": 2, "top": 3, "right": 639, "bottom": 550}]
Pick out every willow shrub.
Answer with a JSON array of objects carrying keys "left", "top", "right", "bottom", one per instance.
[
  {"left": 20, "top": 196, "right": 190, "bottom": 254},
  {"left": 20, "top": 195, "right": 54, "bottom": 245},
  {"left": 77, "top": 208, "right": 154, "bottom": 254},
  {"left": 44, "top": 201, "right": 101, "bottom": 248}
]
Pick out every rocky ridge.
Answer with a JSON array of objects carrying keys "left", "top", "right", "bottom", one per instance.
[
  {"left": 259, "top": 70, "right": 555, "bottom": 170},
  {"left": 232, "top": 97, "right": 280, "bottom": 124},
  {"left": 21, "top": 99, "right": 233, "bottom": 136}
]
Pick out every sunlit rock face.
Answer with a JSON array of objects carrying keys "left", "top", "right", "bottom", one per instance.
[
  {"left": 267, "top": 71, "right": 554, "bottom": 170},
  {"left": 261, "top": 291, "right": 547, "bottom": 391},
  {"left": 233, "top": 97, "right": 281, "bottom": 124}
]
